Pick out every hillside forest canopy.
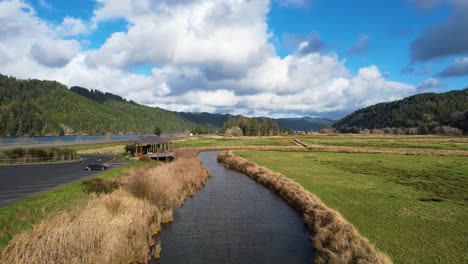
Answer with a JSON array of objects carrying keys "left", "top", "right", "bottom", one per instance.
[{"left": 334, "top": 88, "right": 468, "bottom": 135}]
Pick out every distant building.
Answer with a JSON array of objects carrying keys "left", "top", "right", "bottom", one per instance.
[{"left": 133, "top": 135, "right": 174, "bottom": 160}]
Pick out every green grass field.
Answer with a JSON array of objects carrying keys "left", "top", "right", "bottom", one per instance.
[
  {"left": 0, "top": 161, "right": 143, "bottom": 250},
  {"left": 297, "top": 134, "right": 468, "bottom": 151},
  {"left": 173, "top": 136, "right": 294, "bottom": 148},
  {"left": 236, "top": 150, "right": 468, "bottom": 264}
]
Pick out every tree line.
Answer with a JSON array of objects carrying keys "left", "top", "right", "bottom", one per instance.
[
  {"left": 222, "top": 116, "right": 281, "bottom": 136},
  {"left": 70, "top": 86, "right": 134, "bottom": 104},
  {"left": 2, "top": 147, "right": 77, "bottom": 163}
]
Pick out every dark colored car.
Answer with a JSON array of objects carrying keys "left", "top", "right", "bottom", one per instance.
[{"left": 83, "top": 163, "right": 107, "bottom": 171}]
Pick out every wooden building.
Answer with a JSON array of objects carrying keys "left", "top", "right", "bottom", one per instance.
[{"left": 133, "top": 135, "right": 174, "bottom": 160}]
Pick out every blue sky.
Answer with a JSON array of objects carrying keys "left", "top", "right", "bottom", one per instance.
[
  {"left": 0, "top": 0, "right": 467, "bottom": 118},
  {"left": 268, "top": 0, "right": 465, "bottom": 90}
]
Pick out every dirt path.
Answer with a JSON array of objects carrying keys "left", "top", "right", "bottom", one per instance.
[{"left": 292, "top": 139, "right": 308, "bottom": 147}]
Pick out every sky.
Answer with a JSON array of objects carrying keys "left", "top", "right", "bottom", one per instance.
[{"left": 0, "top": 0, "right": 467, "bottom": 119}]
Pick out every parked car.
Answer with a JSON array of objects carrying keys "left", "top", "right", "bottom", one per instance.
[{"left": 83, "top": 163, "right": 107, "bottom": 171}]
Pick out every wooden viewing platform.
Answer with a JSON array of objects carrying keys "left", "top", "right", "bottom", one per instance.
[
  {"left": 133, "top": 135, "right": 174, "bottom": 161},
  {"left": 147, "top": 152, "right": 175, "bottom": 159}
]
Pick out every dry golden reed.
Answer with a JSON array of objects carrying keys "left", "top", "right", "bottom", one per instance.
[
  {"left": 1, "top": 152, "right": 211, "bottom": 264},
  {"left": 0, "top": 189, "right": 160, "bottom": 264},
  {"left": 218, "top": 150, "right": 392, "bottom": 264},
  {"left": 122, "top": 156, "right": 211, "bottom": 212}
]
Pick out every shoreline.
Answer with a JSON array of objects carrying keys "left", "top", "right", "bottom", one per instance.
[{"left": 217, "top": 150, "right": 392, "bottom": 264}]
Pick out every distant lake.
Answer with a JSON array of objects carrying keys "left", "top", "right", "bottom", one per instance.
[{"left": 0, "top": 133, "right": 186, "bottom": 145}]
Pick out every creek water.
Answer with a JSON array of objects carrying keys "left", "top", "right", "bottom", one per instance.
[{"left": 153, "top": 151, "right": 313, "bottom": 264}]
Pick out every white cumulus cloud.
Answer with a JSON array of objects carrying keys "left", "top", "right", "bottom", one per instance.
[
  {"left": 0, "top": 0, "right": 417, "bottom": 119},
  {"left": 55, "top": 17, "right": 90, "bottom": 37}
]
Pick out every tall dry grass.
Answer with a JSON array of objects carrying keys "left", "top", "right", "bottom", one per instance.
[
  {"left": 1, "top": 152, "right": 210, "bottom": 264},
  {"left": 218, "top": 150, "right": 392, "bottom": 264},
  {"left": 0, "top": 189, "right": 160, "bottom": 264},
  {"left": 122, "top": 156, "right": 211, "bottom": 219}
]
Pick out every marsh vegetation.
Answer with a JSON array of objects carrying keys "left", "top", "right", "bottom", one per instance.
[
  {"left": 236, "top": 150, "right": 468, "bottom": 263},
  {"left": 0, "top": 152, "right": 210, "bottom": 263},
  {"left": 219, "top": 151, "right": 391, "bottom": 264}
]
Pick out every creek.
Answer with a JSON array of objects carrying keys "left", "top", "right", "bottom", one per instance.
[{"left": 153, "top": 151, "right": 313, "bottom": 263}]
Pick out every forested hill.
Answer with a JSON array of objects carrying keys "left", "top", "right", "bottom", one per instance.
[
  {"left": 0, "top": 75, "right": 193, "bottom": 136},
  {"left": 335, "top": 88, "right": 468, "bottom": 134},
  {"left": 274, "top": 117, "right": 335, "bottom": 131},
  {"left": 179, "top": 112, "right": 335, "bottom": 131},
  {"left": 179, "top": 112, "right": 234, "bottom": 129},
  {"left": 0, "top": 74, "right": 336, "bottom": 136}
]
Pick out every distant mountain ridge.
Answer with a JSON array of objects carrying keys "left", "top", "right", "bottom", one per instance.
[
  {"left": 0, "top": 74, "right": 334, "bottom": 136},
  {"left": 178, "top": 112, "right": 233, "bottom": 129},
  {"left": 335, "top": 88, "right": 468, "bottom": 134},
  {"left": 179, "top": 112, "right": 335, "bottom": 132},
  {"left": 70, "top": 86, "right": 335, "bottom": 132},
  {"left": 274, "top": 117, "right": 335, "bottom": 131}
]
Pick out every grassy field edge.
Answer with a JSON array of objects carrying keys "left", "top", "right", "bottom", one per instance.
[
  {"left": 236, "top": 150, "right": 467, "bottom": 264},
  {"left": 218, "top": 150, "right": 391, "bottom": 264}
]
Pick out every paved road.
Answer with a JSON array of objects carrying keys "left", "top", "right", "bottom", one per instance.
[{"left": 0, "top": 155, "right": 124, "bottom": 208}]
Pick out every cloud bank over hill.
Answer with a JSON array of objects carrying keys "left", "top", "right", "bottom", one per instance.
[{"left": 0, "top": 0, "right": 420, "bottom": 118}]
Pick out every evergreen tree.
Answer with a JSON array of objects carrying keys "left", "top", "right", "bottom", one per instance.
[{"left": 154, "top": 126, "right": 162, "bottom": 136}]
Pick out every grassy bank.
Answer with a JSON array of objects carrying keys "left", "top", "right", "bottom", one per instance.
[
  {"left": 236, "top": 150, "right": 468, "bottom": 264},
  {"left": 76, "top": 145, "right": 125, "bottom": 155},
  {"left": 298, "top": 134, "right": 468, "bottom": 151},
  {"left": 173, "top": 136, "right": 294, "bottom": 148},
  {"left": 0, "top": 162, "right": 142, "bottom": 250},
  {"left": 1, "top": 152, "right": 211, "bottom": 263},
  {"left": 218, "top": 151, "right": 391, "bottom": 264}
]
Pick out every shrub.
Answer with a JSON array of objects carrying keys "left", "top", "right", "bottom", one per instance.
[
  {"left": 82, "top": 178, "right": 120, "bottom": 194},
  {"left": 58, "top": 148, "right": 76, "bottom": 160},
  {"left": 225, "top": 126, "right": 243, "bottom": 137},
  {"left": 5, "top": 148, "right": 26, "bottom": 159},
  {"left": 27, "top": 148, "right": 48, "bottom": 158},
  {"left": 360, "top": 128, "right": 371, "bottom": 134},
  {"left": 125, "top": 144, "right": 136, "bottom": 155},
  {"left": 320, "top": 128, "right": 334, "bottom": 134},
  {"left": 139, "top": 155, "right": 151, "bottom": 162}
]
